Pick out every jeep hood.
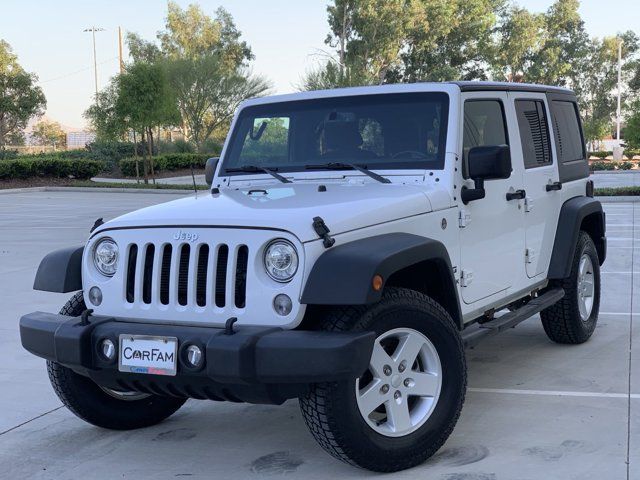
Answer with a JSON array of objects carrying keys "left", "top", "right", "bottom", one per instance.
[{"left": 94, "top": 183, "right": 436, "bottom": 243}]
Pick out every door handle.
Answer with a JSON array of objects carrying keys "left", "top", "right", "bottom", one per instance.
[
  {"left": 506, "top": 189, "right": 526, "bottom": 201},
  {"left": 546, "top": 181, "right": 562, "bottom": 192}
]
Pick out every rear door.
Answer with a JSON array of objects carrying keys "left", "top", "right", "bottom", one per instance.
[
  {"left": 459, "top": 92, "right": 526, "bottom": 304},
  {"left": 513, "top": 93, "right": 561, "bottom": 278}
]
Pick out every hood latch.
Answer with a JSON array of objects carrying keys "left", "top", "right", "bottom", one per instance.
[{"left": 312, "top": 216, "right": 335, "bottom": 248}]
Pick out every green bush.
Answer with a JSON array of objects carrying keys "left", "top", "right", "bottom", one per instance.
[
  {"left": 0, "top": 158, "right": 102, "bottom": 180},
  {"left": 590, "top": 161, "right": 616, "bottom": 171},
  {"left": 619, "top": 161, "right": 634, "bottom": 170},
  {"left": 85, "top": 141, "right": 136, "bottom": 164},
  {"left": 119, "top": 153, "right": 211, "bottom": 177},
  {"left": 0, "top": 149, "right": 19, "bottom": 160},
  {"left": 588, "top": 151, "right": 612, "bottom": 159},
  {"left": 199, "top": 137, "right": 223, "bottom": 155},
  {"left": 158, "top": 139, "right": 196, "bottom": 154},
  {"left": 625, "top": 149, "right": 640, "bottom": 159}
]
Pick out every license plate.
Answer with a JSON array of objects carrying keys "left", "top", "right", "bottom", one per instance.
[{"left": 118, "top": 335, "right": 178, "bottom": 376}]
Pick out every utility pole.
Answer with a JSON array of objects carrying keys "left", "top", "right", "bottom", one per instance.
[
  {"left": 84, "top": 26, "right": 105, "bottom": 103},
  {"left": 616, "top": 38, "right": 623, "bottom": 142},
  {"left": 118, "top": 26, "right": 124, "bottom": 74}
]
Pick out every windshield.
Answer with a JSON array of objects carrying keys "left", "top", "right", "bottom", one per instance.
[{"left": 222, "top": 92, "right": 449, "bottom": 174}]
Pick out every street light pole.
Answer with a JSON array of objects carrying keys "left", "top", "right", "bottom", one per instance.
[
  {"left": 84, "top": 26, "right": 105, "bottom": 103},
  {"left": 617, "top": 38, "right": 623, "bottom": 142}
]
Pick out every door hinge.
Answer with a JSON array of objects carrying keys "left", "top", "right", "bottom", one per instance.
[
  {"left": 460, "top": 269, "right": 473, "bottom": 287},
  {"left": 524, "top": 197, "right": 534, "bottom": 213},
  {"left": 525, "top": 248, "right": 536, "bottom": 264},
  {"left": 458, "top": 209, "right": 471, "bottom": 228}
]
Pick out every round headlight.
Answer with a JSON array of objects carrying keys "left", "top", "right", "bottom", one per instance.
[
  {"left": 93, "top": 238, "right": 119, "bottom": 277},
  {"left": 264, "top": 240, "right": 298, "bottom": 282}
]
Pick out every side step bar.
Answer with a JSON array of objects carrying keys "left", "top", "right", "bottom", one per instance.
[{"left": 462, "top": 288, "right": 565, "bottom": 348}]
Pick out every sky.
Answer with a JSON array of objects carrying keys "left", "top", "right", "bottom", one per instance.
[{"left": 0, "top": 0, "right": 638, "bottom": 130}]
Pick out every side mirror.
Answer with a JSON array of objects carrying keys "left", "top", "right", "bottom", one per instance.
[
  {"left": 461, "top": 145, "right": 511, "bottom": 204},
  {"left": 205, "top": 157, "right": 219, "bottom": 186}
]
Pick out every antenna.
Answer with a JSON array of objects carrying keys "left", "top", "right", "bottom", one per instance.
[{"left": 190, "top": 162, "right": 198, "bottom": 198}]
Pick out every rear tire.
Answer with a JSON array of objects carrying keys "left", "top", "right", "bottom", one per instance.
[
  {"left": 48, "top": 292, "right": 186, "bottom": 430},
  {"left": 541, "top": 231, "right": 601, "bottom": 344},
  {"left": 299, "top": 288, "right": 466, "bottom": 472}
]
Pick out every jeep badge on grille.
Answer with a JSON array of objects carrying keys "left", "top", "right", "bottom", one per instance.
[{"left": 173, "top": 230, "right": 199, "bottom": 242}]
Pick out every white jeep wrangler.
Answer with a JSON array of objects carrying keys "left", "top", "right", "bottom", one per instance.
[{"left": 21, "top": 82, "right": 606, "bottom": 472}]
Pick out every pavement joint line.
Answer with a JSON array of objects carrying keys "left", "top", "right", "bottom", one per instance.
[
  {"left": 600, "top": 312, "right": 640, "bottom": 316},
  {"left": 468, "top": 388, "right": 640, "bottom": 399},
  {"left": 0, "top": 406, "right": 63, "bottom": 437},
  {"left": 626, "top": 202, "right": 635, "bottom": 480}
]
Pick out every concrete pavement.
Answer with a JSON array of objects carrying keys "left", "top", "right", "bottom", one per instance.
[{"left": 0, "top": 191, "right": 637, "bottom": 479}]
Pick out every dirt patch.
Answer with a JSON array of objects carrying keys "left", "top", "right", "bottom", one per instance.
[{"left": 0, "top": 177, "right": 76, "bottom": 190}]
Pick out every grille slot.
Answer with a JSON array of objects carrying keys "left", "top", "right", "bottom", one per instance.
[
  {"left": 196, "top": 245, "right": 209, "bottom": 307},
  {"left": 160, "top": 244, "right": 172, "bottom": 305},
  {"left": 215, "top": 245, "right": 229, "bottom": 307},
  {"left": 142, "top": 244, "right": 155, "bottom": 304},
  {"left": 126, "top": 244, "right": 138, "bottom": 303},
  {"left": 235, "top": 245, "right": 248, "bottom": 308},
  {"left": 178, "top": 244, "right": 190, "bottom": 306}
]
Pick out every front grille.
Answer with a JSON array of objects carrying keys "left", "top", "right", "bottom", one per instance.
[{"left": 125, "top": 241, "right": 248, "bottom": 309}]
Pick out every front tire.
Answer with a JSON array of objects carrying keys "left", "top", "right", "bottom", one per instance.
[
  {"left": 48, "top": 292, "right": 186, "bottom": 430},
  {"left": 299, "top": 288, "right": 466, "bottom": 472},
  {"left": 541, "top": 231, "right": 601, "bottom": 344}
]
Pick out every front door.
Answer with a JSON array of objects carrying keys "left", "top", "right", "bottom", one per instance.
[{"left": 459, "top": 93, "right": 526, "bottom": 304}]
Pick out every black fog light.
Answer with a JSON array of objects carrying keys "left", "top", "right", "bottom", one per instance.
[{"left": 273, "top": 294, "right": 293, "bottom": 316}]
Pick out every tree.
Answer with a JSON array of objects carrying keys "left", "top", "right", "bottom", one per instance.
[
  {"left": 125, "top": 3, "right": 269, "bottom": 148},
  {"left": 84, "top": 80, "right": 127, "bottom": 141},
  {"left": 492, "top": 7, "right": 544, "bottom": 82},
  {"left": 526, "top": 0, "right": 590, "bottom": 88},
  {"left": 166, "top": 54, "right": 269, "bottom": 148},
  {"left": 0, "top": 40, "right": 46, "bottom": 148},
  {"left": 625, "top": 101, "right": 640, "bottom": 149},
  {"left": 116, "top": 63, "right": 181, "bottom": 183},
  {"left": 31, "top": 119, "right": 66, "bottom": 148}
]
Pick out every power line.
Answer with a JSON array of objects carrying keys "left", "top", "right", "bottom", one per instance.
[{"left": 39, "top": 57, "right": 118, "bottom": 84}]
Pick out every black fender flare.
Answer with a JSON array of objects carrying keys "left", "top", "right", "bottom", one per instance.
[
  {"left": 301, "top": 233, "right": 462, "bottom": 328},
  {"left": 33, "top": 246, "right": 84, "bottom": 293},
  {"left": 548, "top": 196, "right": 606, "bottom": 280}
]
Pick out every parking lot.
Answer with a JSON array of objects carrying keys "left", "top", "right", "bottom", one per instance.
[{"left": 0, "top": 190, "right": 637, "bottom": 480}]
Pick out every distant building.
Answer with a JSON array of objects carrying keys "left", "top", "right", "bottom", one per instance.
[{"left": 67, "top": 131, "right": 96, "bottom": 149}]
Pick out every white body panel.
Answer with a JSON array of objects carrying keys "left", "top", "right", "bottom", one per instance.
[{"left": 83, "top": 82, "right": 589, "bottom": 329}]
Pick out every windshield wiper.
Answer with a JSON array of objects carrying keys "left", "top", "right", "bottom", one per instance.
[
  {"left": 225, "top": 165, "right": 291, "bottom": 184},
  {"left": 305, "top": 162, "right": 391, "bottom": 184}
]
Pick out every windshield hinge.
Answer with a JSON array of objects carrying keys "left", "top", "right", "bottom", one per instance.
[{"left": 312, "top": 216, "right": 335, "bottom": 248}]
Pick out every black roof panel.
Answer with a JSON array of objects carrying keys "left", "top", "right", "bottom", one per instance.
[{"left": 449, "top": 81, "right": 574, "bottom": 95}]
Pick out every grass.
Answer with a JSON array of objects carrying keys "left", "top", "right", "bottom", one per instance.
[{"left": 594, "top": 186, "right": 640, "bottom": 196}]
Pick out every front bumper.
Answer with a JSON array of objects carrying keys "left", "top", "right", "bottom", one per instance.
[{"left": 20, "top": 311, "right": 374, "bottom": 404}]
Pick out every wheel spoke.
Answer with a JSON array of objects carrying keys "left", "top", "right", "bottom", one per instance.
[
  {"left": 583, "top": 275, "right": 594, "bottom": 297},
  {"left": 357, "top": 379, "right": 384, "bottom": 416},
  {"left": 394, "top": 333, "right": 424, "bottom": 366},
  {"left": 410, "top": 372, "right": 439, "bottom": 397},
  {"left": 369, "top": 341, "right": 394, "bottom": 378},
  {"left": 386, "top": 398, "right": 412, "bottom": 432}
]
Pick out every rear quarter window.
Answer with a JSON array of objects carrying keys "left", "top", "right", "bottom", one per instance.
[{"left": 546, "top": 93, "right": 589, "bottom": 182}]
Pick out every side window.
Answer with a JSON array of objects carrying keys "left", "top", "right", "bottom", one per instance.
[
  {"left": 515, "top": 100, "right": 552, "bottom": 168},
  {"left": 462, "top": 100, "right": 508, "bottom": 177},
  {"left": 550, "top": 100, "right": 585, "bottom": 164},
  {"left": 239, "top": 117, "right": 290, "bottom": 165}
]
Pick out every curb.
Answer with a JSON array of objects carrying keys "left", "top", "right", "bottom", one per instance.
[
  {"left": 596, "top": 196, "right": 640, "bottom": 203},
  {"left": 0, "top": 186, "right": 195, "bottom": 195}
]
